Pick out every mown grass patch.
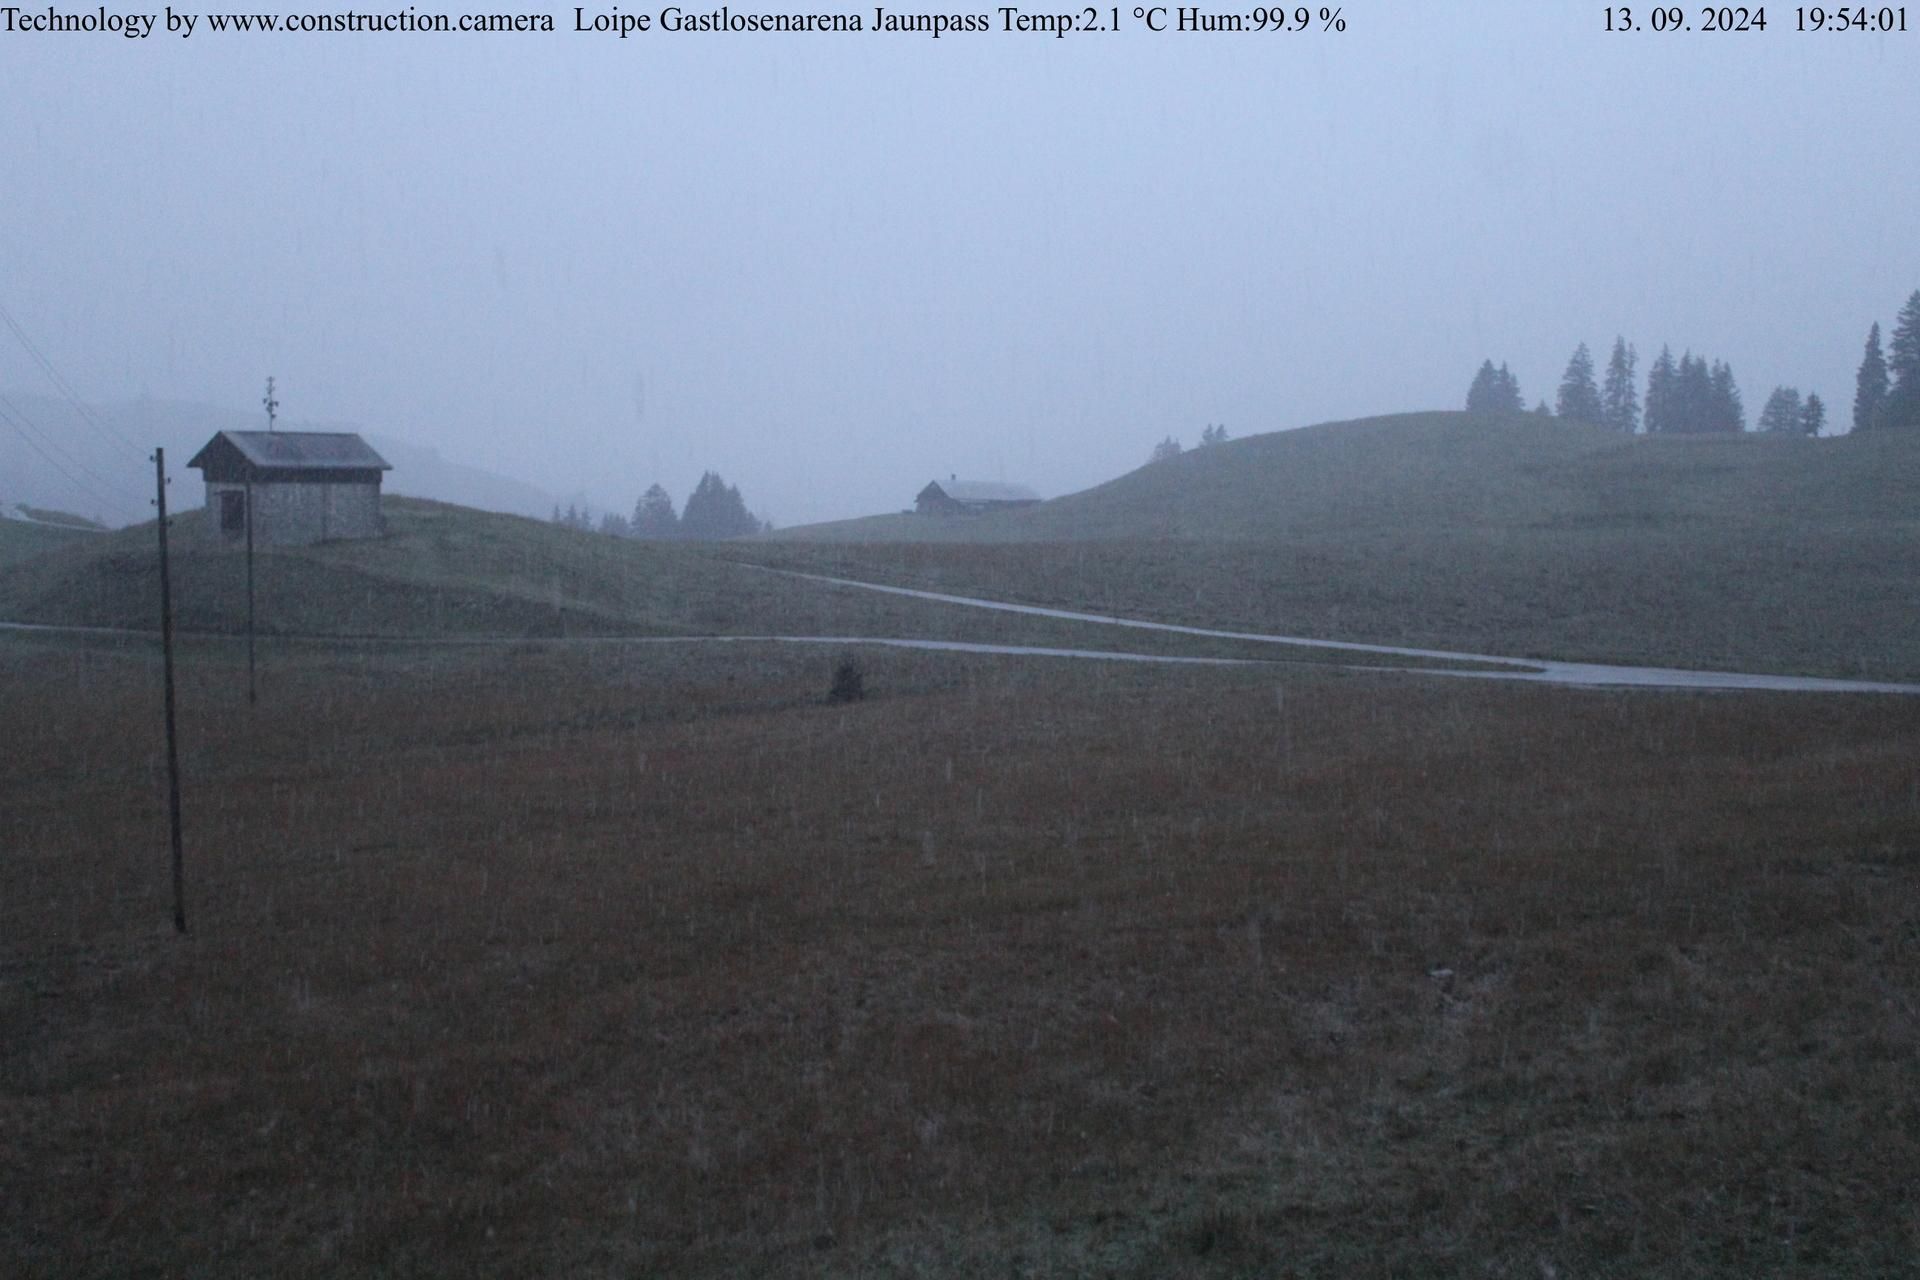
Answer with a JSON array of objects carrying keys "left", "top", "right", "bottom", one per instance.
[{"left": 4, "top": 634, "right": 1917, "bottom": 1276}]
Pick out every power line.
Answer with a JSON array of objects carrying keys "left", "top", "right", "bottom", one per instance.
[
  {"left": 0, "top": 392, "right": 145, "bottom": 515},
  {"left": 0, "top": 296, "right": 147, "bottom": 456}
]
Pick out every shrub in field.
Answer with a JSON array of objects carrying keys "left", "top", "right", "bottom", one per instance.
[{"left": 827, "top": 657, "right": 866, "bottom": 703}]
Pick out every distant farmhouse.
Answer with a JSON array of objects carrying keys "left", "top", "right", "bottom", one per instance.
[
  {"left": 915, "top": 476, "right": 1041, "bottom": 516},
  {"left": 188, "top": 431, "right": 392, "bottom": 546}
]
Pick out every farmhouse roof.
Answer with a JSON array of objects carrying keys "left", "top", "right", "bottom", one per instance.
[
  {"left": 188, "top": 431, "right": 391, "bottom": 473},
  {"left": 937, "top": 480, "right": 1040, "bottom": 502}
]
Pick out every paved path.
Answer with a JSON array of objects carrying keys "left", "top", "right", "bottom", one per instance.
[
  {"left": 0, "top": 619, "right": 1253, "bottom": 666},
  {"left": 747, "top": 566, "right": 1920, "bottom": 696}
]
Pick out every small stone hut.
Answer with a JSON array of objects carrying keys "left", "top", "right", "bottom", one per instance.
[{"left": 187, "top": 431, "right": 392, "bottom": 546}]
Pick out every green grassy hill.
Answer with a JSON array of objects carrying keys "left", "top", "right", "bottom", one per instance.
[
  {"left": 0, "top": 498, "right": 915, "bottom": 639},
  {"left": 752, "top": 414, "right": 1920, "bottom": 679},
  {"left": 0, "top": 497, "right": 1302, "bottom": 660},
  {"left": 0, "top": 518, "right": 104, "bottom": 566},
  {"left": 784, "top": 412, "right": 1920, "bottom": 543},
  {"left": 11, "top": 419, "right": 1916, "bottom": 678}
]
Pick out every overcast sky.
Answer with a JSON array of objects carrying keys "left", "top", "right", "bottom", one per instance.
[{"left": 3, "top": 2, "right": 1915, "bottom": 526}]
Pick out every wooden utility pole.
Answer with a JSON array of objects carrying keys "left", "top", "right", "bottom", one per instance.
[
  {"left": 249, "top": 376, "right": 275, "bottom": 704},
  {"left": 245, "top": 475, "right": 257, "bottom": 705},
  {"left": 153, "top": 448, "right": 187, "bottom": 935}
]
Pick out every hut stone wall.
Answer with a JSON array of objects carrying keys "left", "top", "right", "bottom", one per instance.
[{"left": 205, "top": 478, "right": 383, "bottom": 546}]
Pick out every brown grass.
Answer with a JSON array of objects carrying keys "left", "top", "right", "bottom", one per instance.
[{"left": 3, "top": 633, "right": 1918, "bottom": 1276}]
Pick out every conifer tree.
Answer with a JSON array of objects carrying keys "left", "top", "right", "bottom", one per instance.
[
  {"left": 1602, "top": 337, "right": 1639, "bottom": 433},
  {"left": 1709, "top": 361, "right": 1744, "bottom": 433},
  {"left": 1674, "top": 352, "right": 1713, "bottom": 432},
  {"left": 1466, "top": 361, "right": 1500, "bottom": 412},
  {"left": 1555, "top": 342, "right": 1605, "bottom": 424},
  {"left": 1645, "top": 345, "right": 1677, "bottom": 434},
  {"left": 631, "top": 483, "right": 679, "bottom": 538},
  {"left": 1878, "top": 289, "right": 1920, "bottom": 430},
  {"left": 680, "top": 471, "right": 762, "bottom": 539},
  {"left": 1498, "top": 364, "right": 1524, "bottom": 413},
  {"left": 1466, "top": 360, "right": 1523, "bottom": 414},
  {"left": 1758, "top": 387, "right": 1804, "bottom": 435},
  {"left": 1854, "top": 323, "right": 1889, "bottom": 432},
  {"left": 1801, "top": 392, "right": 1826, "bottom": 437}
]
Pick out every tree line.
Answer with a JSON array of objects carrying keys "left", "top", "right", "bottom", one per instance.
[
  {"left": 1470, "top": 340, "right": 1750, "bottom": 434},
  {"left": 1149, "top": 422, "right": 1230, "bottom": 464},
  {"left": 1466, "top": 287, "right": 1920, "bottom": 437},
  {"left": 552, "top": 470, "right": 771, "bottom": 540}
]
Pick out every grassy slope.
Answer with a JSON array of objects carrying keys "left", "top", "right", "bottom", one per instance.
[
  {"left": 0, "top": 519, "right": 100, "bottom": 566},
  {"left": 0, "top": 498, "right": 1345, "bottom": 663},
  {"left": 9, "top": 419, "right": 1913, "bottom": 676},
  {"left": 782, "top": 413, "right": 1920, "bottom": 541},
  {"left": 755, "top": 414, "right": 1920, "bottom": 679}
]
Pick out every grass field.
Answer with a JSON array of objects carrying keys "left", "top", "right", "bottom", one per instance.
[
  {"left": 7, "top": 416, "right": 1916, "bottom": 678},
  {"left": 0, "top": 497, "right": 1505, "bottom": 671},
  {"left": 4, "top": 630, "right": 1918, "bottom": 1277},
  {"left": 0, "top": 518, "right": 102, "bottom": 567},
  {"left": 5, "top": 413, "right": 1918, "bottom": 1275},
  {"left": 750, "top": 415, "right": 1920, "bottom": 680}
]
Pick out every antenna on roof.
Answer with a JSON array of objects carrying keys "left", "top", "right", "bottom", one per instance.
[{"left": 262, "top": 376, "right": 279, "bottom": 433}]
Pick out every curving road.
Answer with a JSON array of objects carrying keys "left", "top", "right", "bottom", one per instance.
[{"left": 744, "top": 566, "right": 1920, "bottom": 696}]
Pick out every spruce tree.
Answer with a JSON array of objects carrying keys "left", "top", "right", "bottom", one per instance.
[
  {"left": 1801, "top": 392, "right": 1826, "bottom": 437},
  {"left": 1878, "top": 290, "right": 1920, "bottom": 430},
  {"left": 1468, "top": 361, "right": 1524, "bottom": 414},
  {"left": 1709, "top": 361, "right": 1744, "bottom": 433},
  {"left": 1854, "top": 323, "right": 1889, "bottom": 431},
  {"left": 680, "top": 471, "right": 761, "bottom": 539},
  {"left": 631, "top": 483, "right": 678, "bottom": 538},
  {"left": 1602, "top": 337, "right": 1639, "bottom": 433},
  {"left": 1497, "top": 364, "right": 1524, "bottom": 413},
  {"left": 1467, "top": 361, "right": 1508, "bottom": 413},
  {"left": 1674, "top": 353, "right": 1713, "bottom": 432},
  {"left": 1645, "top": 346, "right": 1677, "bottom": 434},
  {"left": 1556, "top": 343, "right": 1605, "bottom": 424},
  {"left": 1758, "top": 387, "right": 1804, "bottom": 435}
]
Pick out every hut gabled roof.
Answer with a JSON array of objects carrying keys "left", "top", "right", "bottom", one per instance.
[
  {"left": 929, "top": 479, "right": 1040, "bottom": 503},
  {"left": 188, "top": 431, "right": 391, "bottom": 473}
]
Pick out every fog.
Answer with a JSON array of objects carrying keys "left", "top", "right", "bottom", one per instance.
[{"left": 2, "top": 2, "right": 1915, "bottom": 526}]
